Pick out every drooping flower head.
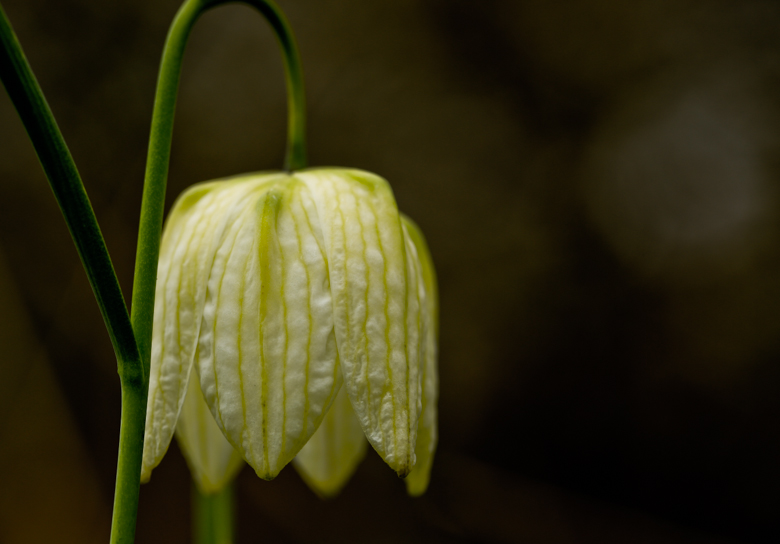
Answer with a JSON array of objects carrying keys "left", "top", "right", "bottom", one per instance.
[{"left": 141, "top": 168, "right": 437, "bottom": 496}]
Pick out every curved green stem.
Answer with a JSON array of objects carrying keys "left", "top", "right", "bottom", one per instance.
[
  {"left": 130, "top": 0, "right": 203, "bottom": 380},
  {"left": 131, "top": 0, "right": 308, "bottom": 381},
  {"left": 246, "top": 0, "right": 307, "bottom": 171},
  {"left": 129, "top": 1, "right": 307, "bottom": 542}
]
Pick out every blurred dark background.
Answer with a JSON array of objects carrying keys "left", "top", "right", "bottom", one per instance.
[{"left": 2, "top": 0, "right": 780, "bottom": 542}]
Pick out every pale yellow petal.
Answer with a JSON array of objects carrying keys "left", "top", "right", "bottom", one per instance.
[
  {"left": 293, "top": 384, "right": 368, "bottom": 497},
  {"left": 401, "top": 216, "right": 438, "bottom": 496},
  {"left": 175, "top": 366, "right": 244, "bottom": 494},
  {"left": 142, "top": 173, "right": 283, "bottom": 482},
  {"left": 297, "top": 169, "right": 422, "bottom": 477},
  {"left": 197, "top": 178, "right": 340, "bottom": 480}
]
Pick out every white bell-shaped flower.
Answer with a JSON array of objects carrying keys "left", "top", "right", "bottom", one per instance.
[{"left": 140, "top": 168, "right": 438, "bottom": 494}]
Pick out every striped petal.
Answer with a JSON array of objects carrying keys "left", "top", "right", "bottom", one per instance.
[
  {"left": 293, "top": 384, "right": 368, "bottom": 497},
  {"left": 142, "top": 173, "right": 284, "bottom": 482},
  {"left": 297, "top": 169, "right": 423, "bottom": 477},
  {"left": 175, "top": 366, "right": 244, "bottom": 494},
  {"left": 196, "top": 178, "right": 341, "bottom": 480},
  {"left": 401, "top": 216, "right": 438, "bottom": 496}
]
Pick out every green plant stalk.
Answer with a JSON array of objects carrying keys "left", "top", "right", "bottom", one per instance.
[
  {"left": 111, "top": 382, "right": 148, "bottom": 544},
  {"left": 132, "top": 0, "right": 307, "bottom": 541},
  {"left": 0, "top": 4, "right": 147, "bottom": 544},
  {"left": 130, "top": 0, "right": 203, "bottom": 381},
  {"left": 193, "top": 483, "right": 235, "bottom": 544},
  {"left": 0, "top": 5, "right": 141, "bottom": 384},
  {"left": 131, "top": 0, "right": 307, "bottom": 380}
]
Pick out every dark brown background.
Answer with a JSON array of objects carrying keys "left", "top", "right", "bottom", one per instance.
[{"left": 2, "top": 0, "right": 780, "bottom": 542}]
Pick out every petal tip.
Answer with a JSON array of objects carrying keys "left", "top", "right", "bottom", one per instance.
[
  {"left": 293, "top": 464, "right": 348, "bottom": 500},
  {"left": 395, "top": 464, "right": 412, "bottom": 479},
  {"left": 404, "top": 476, "right": 430, "bottom": 497},
  {"left": 254, "top": 467, "right": 280, "bottom": 482}
]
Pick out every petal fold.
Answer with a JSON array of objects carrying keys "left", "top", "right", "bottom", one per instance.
[
  {"left": 142, "top": 173, "right": 283, "bottom": 482},
  {"left": 197, "top": 177, "right": 341, "bottom": 480},
  {"left": 401, "top": 216, "right": 439, "bottom": 496},
  {"left": 175, "top": 366, "right": 244, "bottom": 494},
  {"left": 293, "top": 384, "right": 368, "bottom": 497},
  {"left": 297, "top": 169, "right": 423, "bottom": 477}
]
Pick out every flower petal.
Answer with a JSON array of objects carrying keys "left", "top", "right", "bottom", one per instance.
[
  {"left": 400, "top": 216, "right": 438, "bottom": 496},
  {"left": 297, "top": 169, "right": 423, "bottom": 477},
  {"left": 197, "top": 178, "right": 341, "bottom": 479},
  {"left": 175, "top": 365, "right": 244, "bottom": 494},
  {"left": 293, "top": 384, "right": 368, "bottom": 497},
  {"left": 142, "top": 173, "right": 282, "bottom": 482}
]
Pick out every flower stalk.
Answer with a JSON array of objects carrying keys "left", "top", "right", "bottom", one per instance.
[
  {"left": 0, "top": 5, "right": 141, "bottom": 386},
  {"left": 0, "top": 5, "right": 146, "bottom": 544},
  {"left": 135, "top": 0, "right": 310, "bottom": 541},
  {"left": 134, "top": 0, "right": 307, "bottom": 376},
  {"left": 193, "top": 482, "right": 235, "bottom": 544}
]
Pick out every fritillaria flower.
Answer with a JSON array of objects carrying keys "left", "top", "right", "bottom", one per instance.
[{"left": 140, "top": 168, "right": 437, "bottom": 496}]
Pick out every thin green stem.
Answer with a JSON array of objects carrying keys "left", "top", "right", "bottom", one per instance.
[
  {"left": 131, "top": 0, "right": 308, "bottom": 381},
  {"left": 111, "top": 384, "right": 148, "bottom": 544},
  {"left": 0, "top": 4, "right": 142, "bottom": 387},
  {"left": 0, "top": 4, "right": 148, "bottom": 544},
  {"left": 129, "top": 1, "right": 306, "bottom": 541},
  {"left": 130, "top": 0, "right": 204, "bottom": 380},
  {"left": 193, "top": 482, "right": 235, "bottom": 544},
  {"left": 245, "top": 0, "right": 308, "bottom": 171}
]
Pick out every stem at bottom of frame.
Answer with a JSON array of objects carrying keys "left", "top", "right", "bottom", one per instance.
[
  {"left": 193, "top": 480, "right": 236, "bottom": 544},
  {"left": 109, "top": 379, "right": 148, "bottom": 544}
]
